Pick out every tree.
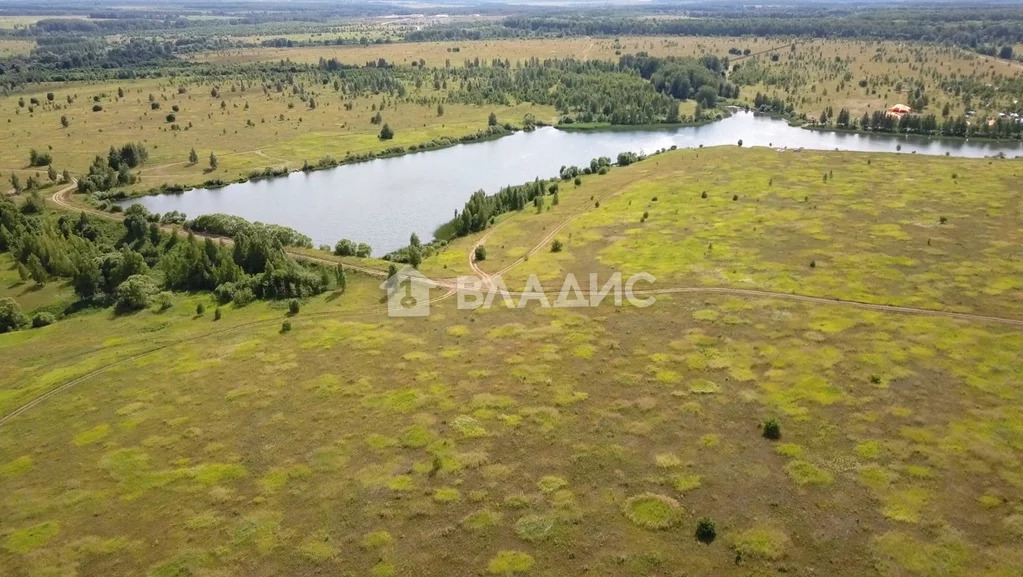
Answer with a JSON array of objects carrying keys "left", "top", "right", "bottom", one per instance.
[
  {"left": 60, "top": 115, "right": 69, "bottom": 128},
  {"left": 695, "top": 85, "right": 718, "bottom": 108},
  {"left": 115, "top": 274, "right": 158, "bottom": 312},
  {"left": 763, "top": 418, "right": 781, "bottom": 440},
  {"left": 26, "top": 254, "right": 46, "bottom": 286},
  {"left": 551, "top": 239, "right": 564, "bottom": 253},
  {"left": 288, "top": 299, "right": 300, "bottom": 315},
  {"left": 999, "top": 45, "right": 1014, "bottom": 60},
  {"left": 334, "top": 263, "right": 347, "bottom": 292},
  {"left": 474, "top": 246, "right": 487, "bottom": 261},
  {"left": 196, "top": 302, "right": 206, "bottom": 316},
  {"left": 209, "top": 152, "right": 218, "bottom": 170},
  {"left": 334, "top": 239, "right": 356, "bottom": 256},
  {"left": 408, "top": 245, "right": 422, "bottom": 269},
  {"left": 62, "top": 170, "right": 71, "bottom": 184},
  {"left": 29, "top": 149, "right": 52, "bottom": 167},
  {"left": 0, "top": 297, "right": 24, "bottom": 333},
  {"left": 47, "top": 165, "right": 58, "bottom": 183},
  {"left": 488, "top": 111, "right": 498, "bottom": 127},
  {"left": 10, "top": 174, "right": 22, "bottom": 194},
  {"left": 189, "top": 148, "right": 198, "bottom": 164},
  {"left": 666, "top": 101, "right": 680, "bottom": 123},
  {"left": 410, "top": 232, "right": 421, "bottom": 248},
  {"left": 379, "top": 123, "right": 394, "bottom": 140},
  {"left": 437, "top": 103, "right": 444, "bottom": 116}
]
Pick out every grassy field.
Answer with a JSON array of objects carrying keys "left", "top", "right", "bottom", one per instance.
[
  {"left": 0, "top": 253, "right": 76, "bottom": 314},
  {"left": 1, "top": 148, "right": 1021, "bottom": 577},
  {"left": 0, "top": 75, "right": 554, "bottom": 192},
  {"left": 0, "top": 38, "right": 33, "bottom": 57},
  {"left": 431, "top": 147, "right": 1023, "bottom": 319},
  {"left": 190, "top": 36, "right": 1022, "bottom": 119}
]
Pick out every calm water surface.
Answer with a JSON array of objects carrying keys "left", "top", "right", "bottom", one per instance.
[{"left": 124, "top": 112, "right": 1023, "bottom": 254}]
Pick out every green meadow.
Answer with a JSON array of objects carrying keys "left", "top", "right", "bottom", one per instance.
[{"left": 1, "top": 147, "right": 1022, "bottom": 577}]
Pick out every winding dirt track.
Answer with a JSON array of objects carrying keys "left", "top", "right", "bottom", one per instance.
[{"left": 0, "top": 177, "right": 1017, "bottom": 427}]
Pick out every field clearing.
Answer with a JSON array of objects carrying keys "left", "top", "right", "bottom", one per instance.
[
  {"left": 0, "top": 253, "right": 76, "bottom": 314},
  {"left": 189, "top": 36, "right": 1022, "bottom": 119},
  {"left": 448, "top": 147, "right": 1023, "bottom": 319},
  {"left": 0, "top": 38, "right": 33, "bottom": 56},
  {"left": 0, "top": 273, "right": 1020, "bottom": 576},
  {"left": 0, "top": 76, "right": 554, "bottom": 191},
  {"left": 1, "top": 148, "right": 1022, "bottom": 576},
  {"left": 186, "top": 36, "right": 772, "bottom": 67}
]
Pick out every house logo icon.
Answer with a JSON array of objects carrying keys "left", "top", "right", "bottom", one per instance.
[{"left": 380, "top": 265, "right": 436, "bottom": 317}]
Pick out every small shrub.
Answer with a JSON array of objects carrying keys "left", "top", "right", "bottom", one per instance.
[
  {"left": 695, "top": 517, "right": 717, "bottom": 544},
  {"left": 809, "top": 259, "right": 817, "bottom": 268},
  {"left": 623, "top": 493, "right": 682, "bottom": 529},
  {"left": 156, "top": 292, "right": 173, "bottom": 311},
  {"left": 474, "top": 246, "right": 487, "bottom": 261},
  {"left": 92, "top": 104, "right": 103, "bottom": 112},
  {"left": 281, "top": 320, "right": 292, "bottom": 333},
  {"left": 574, "top": 176, "right": 581, "bottom": 186},
  {"left": 701, "top": 191, "right": 708, "bottom": 199},
  {"left": 196, "top": 303, "right": 205, "bottom": 316},
  {"left": 551, "top": 239, "right": 563, "bottom": 253},
  {"left": 214, "top": 308, "right": 222, "bottom": 321},
  {"left": 31, "top": 312, "right": 55, "bottom": 328},
  {"left": 763, "top": 418, "right": 781, "bottom": 440},
  {"left": 939, "top": 216, "right": 948, "bottom": 224},
  {"left": 288, "top": 299, "right": 300, "bottom": 315}
]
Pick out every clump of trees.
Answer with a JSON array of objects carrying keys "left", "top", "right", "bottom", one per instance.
[
  {"left": 0, "top": 195, "right": 340, "bottom": 334},
  {"left": 77, "top": 142, "right": 149, "bottom": 194},
  {"left": 186, "top": 214, "right": 312, "bottom": 248},
  {"left": 333, "top": 238, "right": 372, "bottom": 258}
]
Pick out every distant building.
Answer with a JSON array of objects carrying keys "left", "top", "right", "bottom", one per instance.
[{"left": 887, "top": 103, "right": 912, "bottom": 119}]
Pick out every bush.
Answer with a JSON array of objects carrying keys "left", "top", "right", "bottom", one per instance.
[
  {"left": 92, "top": 104, "right": 103, "bottom": 112},
  {"left": 334, "top": 238, "right": 357, "bottom": 256},
  {"left": 763, "top": 418, "right": 781, "bottom": 440},
  {"left": 281, "top": 320, "right": 292, "bottom": 333},
  {"left": 214, "top": 307, "right": 222, "bottom": 321},
  {"left": 574, "top": 176, "right": 582, "bottom": 186},
  {"left": 0, "top": 297, "right": 25, "bottom": 333},
  {"left": 288, "top": 299, "right": 300, "bottom": 315},
  {"left": 474, "top": 246, "right": 487, "bottom": 261},
  {"left": 232, "top": 287, "right": 255, "bottom": 307},
  {"left": 196, "top": 302, "right": 206, "bottom": 316},
  {"left": 155, "top": 292, "right": 173, "bottom": 311},
  {"left": 695, "top": 518, "right": 717, "bottom": 544},
  {"left": 214, "top": 282, "right": 236, "bottom": 304},
  {"left": 31, "top": 312, "right": 56, "bottom": 328},
  {"left": 379, "top": 123, "right": 394, "bottom": 140},
  {"left": 115, "top": 275, "right": 158, "bottom": 312},
  {"left": 551, "top": 239, "right": 563, "bottom": 253}
]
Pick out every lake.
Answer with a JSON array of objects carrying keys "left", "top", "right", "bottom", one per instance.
[{"left": 123, "top": 111, "right": 1023, "bottom": 255}]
